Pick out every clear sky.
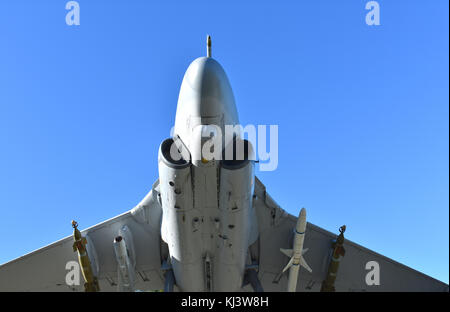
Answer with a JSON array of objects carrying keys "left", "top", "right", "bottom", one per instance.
[{"left": 0, "top": 0, "right": 448, "bottom": 284}]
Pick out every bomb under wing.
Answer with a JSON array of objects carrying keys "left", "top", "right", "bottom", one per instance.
[
  {"left": 321, "top": 225, "right": 346, "bottom": 292},
  {"left": 72, "top": 220, "right": 100, "bottom": 292}
]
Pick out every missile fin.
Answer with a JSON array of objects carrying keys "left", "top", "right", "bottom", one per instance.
[
  {"left": 280, "top": 248, "right": 293, "bottom": 258},
  {"left": 302, "top": 248, "right": 309, "bottom": 255},
  {"left": 300, "top": 256, "right": 312, "bottom": 273},
  {"left": 282, "top": 257, "right": 294, "bottom": 273}
]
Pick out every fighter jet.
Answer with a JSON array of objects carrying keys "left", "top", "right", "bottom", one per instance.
[{"left": 0, "top": 37, "right": 447, "bottom": 292}]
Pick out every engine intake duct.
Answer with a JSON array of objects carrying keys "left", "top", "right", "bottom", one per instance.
[
  {"left": 222, "top": 138, "right": 255, "bottom": 170},
  {"left": 160, "top": 137, "right": 191, "bottom": 168},
  {"left": 158, "top": 137, "right": 203, "bottom": 291}
]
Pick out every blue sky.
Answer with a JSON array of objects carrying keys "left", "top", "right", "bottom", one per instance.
[{"left": 0, "top": 0, "right": 448, "bottom": 283}]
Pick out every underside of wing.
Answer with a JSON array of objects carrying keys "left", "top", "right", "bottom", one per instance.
[
  {"left": 0, "top": 181, "right": 165, "bottom": 292},
  {"left": 252, "top": 177, "right": 449, "bottom": 292}
]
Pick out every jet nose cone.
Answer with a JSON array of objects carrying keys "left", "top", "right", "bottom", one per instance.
[
  {"left": 174, "top": 57, "right": 240, "bottom": 149},
  {"left": 179, "top": 57, "right": 237, "bottom": 118}
]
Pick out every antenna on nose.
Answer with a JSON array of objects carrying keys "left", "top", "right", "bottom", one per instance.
[{"left": 207, "top": 35, "right": 212, "bottom": 58}]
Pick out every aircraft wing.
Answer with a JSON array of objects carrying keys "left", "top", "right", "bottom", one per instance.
[
  {"left": 252, "top": 177, "right": 449, "bottom": 292},
  {"left": 0, "top": 181, "right": 165, "bottom": 292},
  {"left": 1, "top": 177, "right": 447, "bottom": 292}
]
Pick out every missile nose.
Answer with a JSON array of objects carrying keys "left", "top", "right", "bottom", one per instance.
[
  {"left": 296, "top": 208, "right": 307, "bottom": 233},
  {"left": 300, "top": 208, "right": 306, "bottom": 218}
]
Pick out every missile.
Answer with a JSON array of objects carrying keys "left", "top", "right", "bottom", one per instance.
[
  {"left": 72, "top": 220, "right": 100, "bottom": 292},
  {"left": 279, "top": 208, "right": 312, "bottom": 292},
  {"left": 113, "top": 235, "right": 135, "bottom": 292}
]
